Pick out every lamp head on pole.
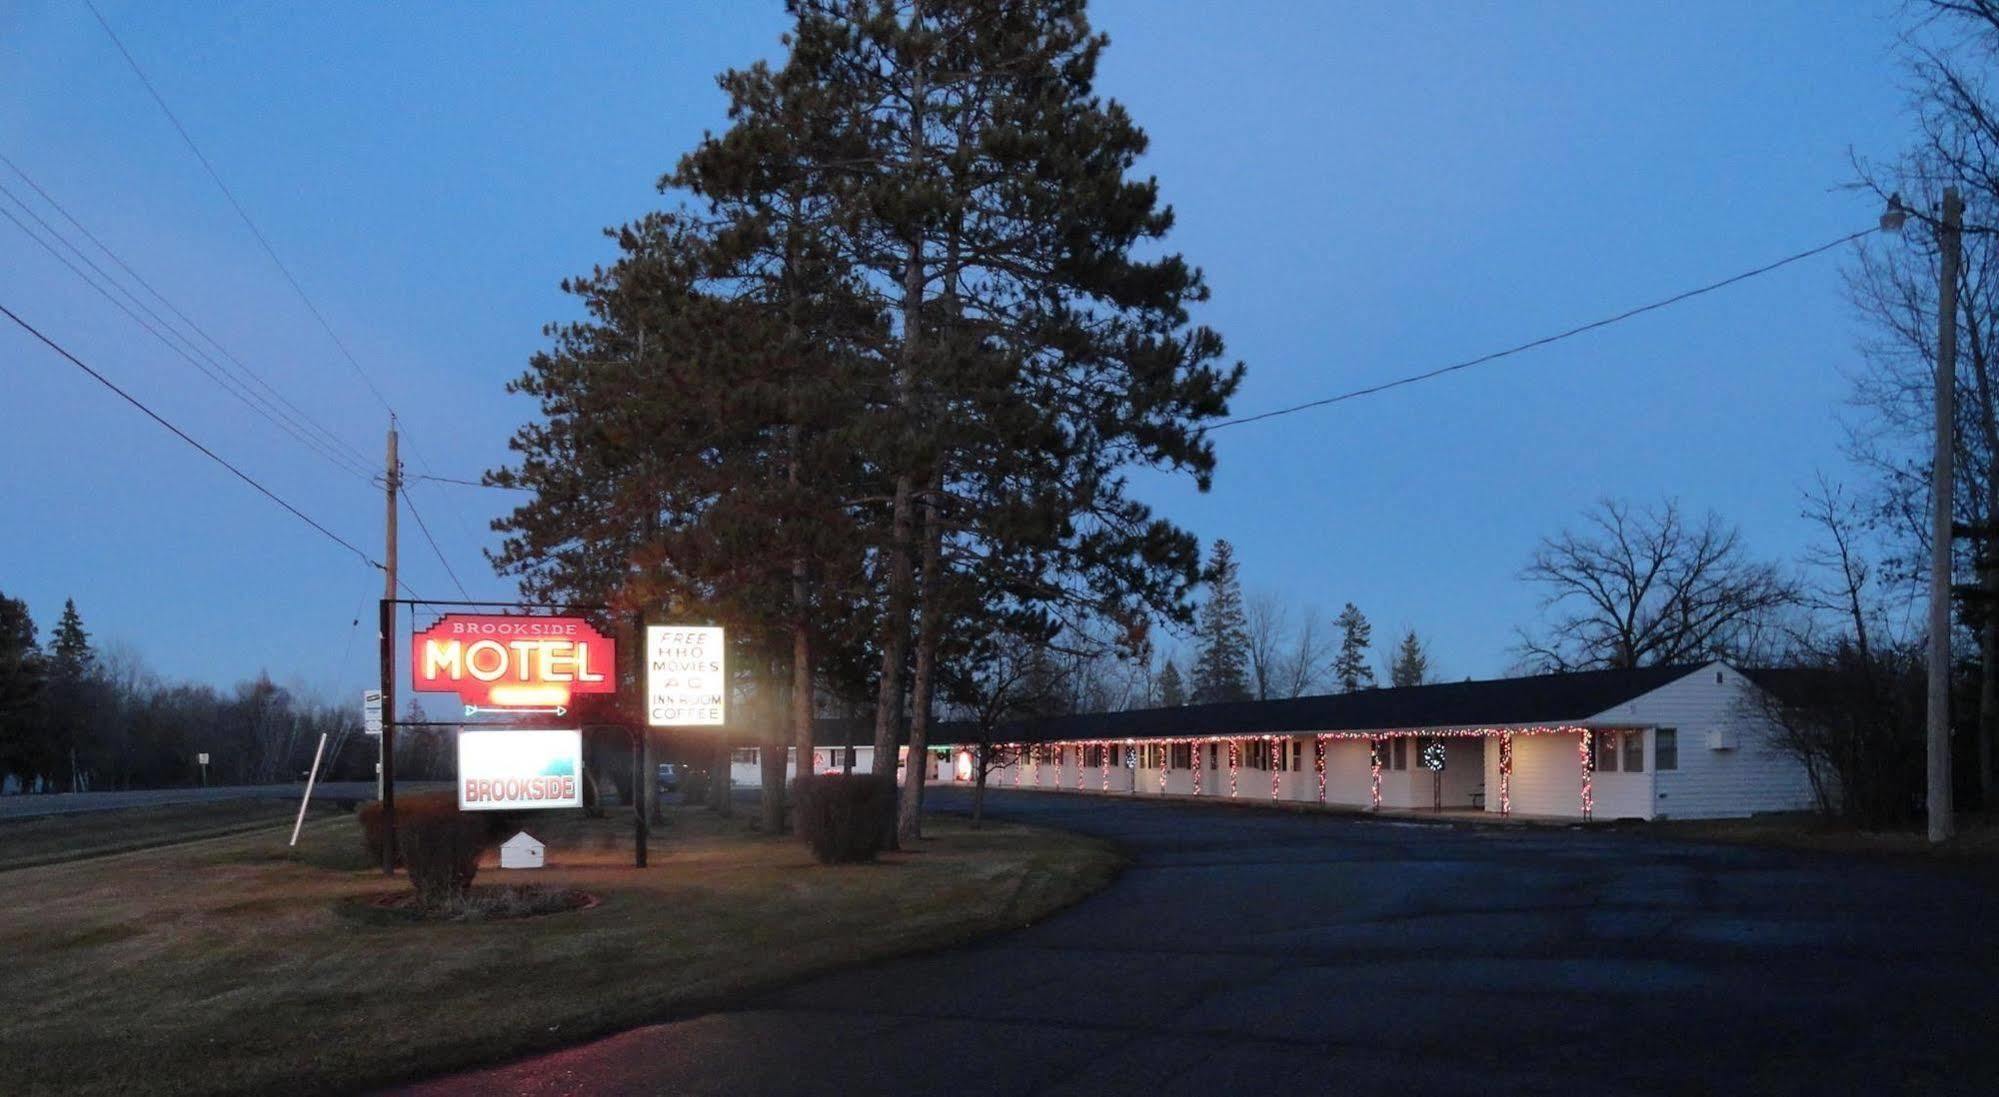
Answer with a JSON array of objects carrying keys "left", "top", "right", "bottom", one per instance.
[{"left": 1880, "top": 192, "right": 1908, "bottom": 234}]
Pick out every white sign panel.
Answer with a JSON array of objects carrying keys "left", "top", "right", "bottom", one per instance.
[
  {"left": 457, "top": 729, "right": 583, "bottom": 811},
  {"left": 363, "top": 689, "right": 384, "bottom": 737},
  {"left": 646, "top": 626, "right": 726, "bottom": 726}
]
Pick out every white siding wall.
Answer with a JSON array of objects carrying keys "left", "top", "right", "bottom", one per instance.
[
  {"left": 1590, "top": 662, "right": 1816, "bottom": 820},
  {"left": 1498, "top": 731, "right": 1589, "bottom": 818}
]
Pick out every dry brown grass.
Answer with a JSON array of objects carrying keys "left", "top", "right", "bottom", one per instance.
[{"left": 0, "top": 805, "right": 1122, "bottom": 1097}]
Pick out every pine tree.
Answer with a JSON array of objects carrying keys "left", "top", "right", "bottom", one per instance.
[
  {"left": 1389, "top": 628, "right": 1429, "bottom": 688},
  {"left": 1192, "top": 541, "right": 1251, "bottom": 703},
  {"left": 49, "top": 600, "right": 91, "bottom": 680},
  {"left": 665, "top": 1, "right": 1243, "bottom": 843},
  {"left": 1334, "top": 603, "right": 1377, "bottom": 692},
  {"left": 44, "top": 599, "right": 96, "bottom": 791},
  {"left": 0, "top": 592, "right": 45, "bottom": 792},
  {"left": 1159, "top": 660, "right": 1185, "bottom": 707}
]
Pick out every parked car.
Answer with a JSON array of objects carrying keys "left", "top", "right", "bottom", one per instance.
[{"left": 656, "top": 763, "right": 683, "bottom": 793}]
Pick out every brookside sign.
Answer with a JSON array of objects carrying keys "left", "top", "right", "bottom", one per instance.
[
  {"left": 412, "top": 614, "right": 616, "bottom": 711},
  {"left": 458, "top": 728, "right": 583, "bottom": 811},
  {"left": 646, "top": 625, "right": 725, "bottom": 726}
]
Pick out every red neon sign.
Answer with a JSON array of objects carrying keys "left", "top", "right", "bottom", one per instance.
[{"left": 411, "top": 614, "right": 617, "bottom": 710}]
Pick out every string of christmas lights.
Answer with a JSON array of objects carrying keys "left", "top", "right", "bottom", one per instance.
[
  {"left": 987, "top": 726, "right": 1605, "bottom": 816},
  {"left": 1578, "top": 732, "right": 1594, "bottom": 818}
]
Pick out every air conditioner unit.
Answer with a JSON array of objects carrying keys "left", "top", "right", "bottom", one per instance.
[{"left": 1706, "top": 727, "right": 1738, "bottom": 751}]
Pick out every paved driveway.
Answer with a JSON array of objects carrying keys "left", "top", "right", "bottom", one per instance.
[{"left": 399, "top": 789, "right": 1999, "bottom": 1096}]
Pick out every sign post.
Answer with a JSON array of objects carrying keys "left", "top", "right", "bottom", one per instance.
[{"left": 197, "top": 752, "right": 208, "bottom": 787}]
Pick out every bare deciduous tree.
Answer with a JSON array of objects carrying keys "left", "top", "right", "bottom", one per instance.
[{"left": 1517, "top": 499, "right": 1797, "bottom": 672}]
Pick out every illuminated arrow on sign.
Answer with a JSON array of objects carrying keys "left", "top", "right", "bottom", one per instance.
[{"left": 464, "top": 704, "right": 568, "bottom": 718}]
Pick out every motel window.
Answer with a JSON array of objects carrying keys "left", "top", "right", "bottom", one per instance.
[
  {"left": 1171, "top": 743, "right": 1192, "bottom": 770},
  {"left": 733, "top": 747, "right": 758, "bottom": 765},
  {"left": 1391, "top": 737, "right": 1407, "bottom": 771},
  {"left": 1622, "top": 732, "right": 1643, "bottom": 773},
  {"left": 1656, "top": 728, "right": 1678, "bottom": 771},
  {"left": 1590, "top": 730, "right": 1619, "bottom": 772},
  {"left": 1209, "top": 743, "right": 1219, "bottom": 769},
  {"left": 1293, "top": 741, "right": 1304, "bottom": 771}
]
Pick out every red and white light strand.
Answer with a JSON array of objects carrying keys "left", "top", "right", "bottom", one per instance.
[
  {"left": 1158, "top": 743, "right": 1168, "bottom": 794},
  {"left": 1270, "top": 736, "right": 1281, "bottom": 800},
  {"left": 1101, "top": 744, "right": 1110, "bottom": 792},
  {"left": 1578, "top": 731, "right": 1594, "bottom": 818},
  {"left": 1370, "top": 737, "right": 1382, "bottom": 810},
  {"left": 1228, "top": 740, "right": 1239, "bottom": 797},
  {"left": 1192, "top": 741, "right": 1202, "bottom": 796},
  {"left": 1498, "top": 732, "right": 1512, "bottom": 814},
  {"left": 1315, "top": 735, "right": 1327, "bottom": 803}
]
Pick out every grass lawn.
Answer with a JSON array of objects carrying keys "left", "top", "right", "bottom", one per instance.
[
  {"left": 0, "top": 803, "right": 1122, "bottom": 1097},
  {"left": 0, "top": 799, "right": 339, "bottom": 873},
  {"left": 1644, "top": 811, "right": 1999, "bottom": 873}
]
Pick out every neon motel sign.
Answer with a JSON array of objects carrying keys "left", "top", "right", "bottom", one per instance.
[{"left": 412, "top": 614, "right": 617, "bottom": 710}]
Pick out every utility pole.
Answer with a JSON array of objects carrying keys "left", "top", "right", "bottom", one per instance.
[
  {"left": 379, "top": 421, "right": 400, "bottom": 874},
  {"left": 1929, "top": 188, "right": 1963, "bottom": 846}
]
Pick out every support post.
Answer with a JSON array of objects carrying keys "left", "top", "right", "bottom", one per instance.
[
  {"left": 377, "top": 422, "right": 398, "bottom": 876},
  {"left": 289, "top": 732, "right": 328, "bottom": 847},
  {"left": 1929, "top": 187, "right": 1963, "bottom": 845},
  {"left": 632, "top": 729, "right": 648, "bottom": 867},
  {"left": 378, "top": 597, "right": 397, "bottom": 875}
]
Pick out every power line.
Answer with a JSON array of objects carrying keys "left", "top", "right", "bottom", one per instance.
[
  {"left": 0, "top": 195, "right": 378, "bottom": 483},
  {"left": 408, "top": 473, "right": 531, "bottom": 492},
  {"left": 399, "top": 485, "right": 472, "bottom": 600},
  {"left": 1206, "top": 225, "right": 1882, "bottom": 431},
  {"left": 0, "top": 153, "right": 376, "bottom": 474},
  {"left": 83, "top": 3, "right": 488, "bottom": 584},
  {"left": 83, "top": 0, "right": 399, "bottom": 418},
  {"left": 0, "top": 300, "right": 382, "bottom": 570}
]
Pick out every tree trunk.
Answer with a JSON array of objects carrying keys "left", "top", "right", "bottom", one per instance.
[
  {"left": 1982, "top": 551, "right": 1997, "bottom": 809},
  {"left": 972, "top": 750, "right": 987, "bottom": 828},
  {"left": 792, "top": 611, "right": 815, "bottom": 830},
  {"left": 759, "top": 662, "right": 787, "bottom": 833},
  {"left": 898, "top": 474, "right": 946, "bottom": 844},
  {"left": 708, "top": 736, "right": 733, "bottom": 817}
]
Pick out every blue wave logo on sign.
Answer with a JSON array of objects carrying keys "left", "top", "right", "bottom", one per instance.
[{"left": 540, "top": 757, "right": 575, "bottom": 777}]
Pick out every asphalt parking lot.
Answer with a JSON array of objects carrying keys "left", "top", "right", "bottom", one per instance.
[{"left": 401, "top": 787, "right": 1999, "bottom": 1096}]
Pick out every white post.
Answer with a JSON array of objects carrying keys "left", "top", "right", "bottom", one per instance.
[{"left": 290, "top": 732, "right": 329, "bottom": 847}]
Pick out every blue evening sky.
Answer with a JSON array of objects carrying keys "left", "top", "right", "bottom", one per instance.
[{"left": 0, "top": 1, "right": 1913, "bottom": 705}]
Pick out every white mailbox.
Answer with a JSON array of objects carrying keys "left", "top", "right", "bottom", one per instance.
[{"left": 499, "top": 831, "right": 546, "bottom": 870}]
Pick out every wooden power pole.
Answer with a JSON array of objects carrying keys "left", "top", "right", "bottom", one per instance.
[
  {"left": 1929, "top": 188, "right": 1963, "bottom": 846},
  {"left": 379, "top": 422, "right": 400, "bottom": 874}
]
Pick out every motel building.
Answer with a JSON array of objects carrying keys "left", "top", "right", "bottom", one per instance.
[{"left": 730, "top": 662, "right": 1819, "bottom": 821}]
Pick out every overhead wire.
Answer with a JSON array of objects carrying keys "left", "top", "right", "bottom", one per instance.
[
  {"left": 84, "top": 1, "right": 489, "bottom": 589},
  {"left": 1206, "top": 225, "right": 1883, "bottom": 431},
  {"left": 0, "top": 153, "right": 376, "bottom": 474},
  {"left": 0, "top": 300, "right": 383, "bottom": 570},
  {"left": 399, "top": 485, "right": 472, "bottom": 600},
  {"left": 0, "top": 194, "right": 379, "bottom": 483}
]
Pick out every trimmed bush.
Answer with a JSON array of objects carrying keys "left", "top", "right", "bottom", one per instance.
[
  {"left": 357, "top": 789, "right": 463, "bottom": 867},
  {"left": 678, "top": 767, "right": 711, "bottom": 805},
  {"left": 398, "top": 808, "right": 490, "bottom": 913},
  {"left": 792, "top": 773, "right": 895, "bottom": 864}
]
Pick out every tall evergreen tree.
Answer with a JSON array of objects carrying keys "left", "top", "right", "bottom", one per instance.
[
  {"left": 1158, "top": 660, "right": 1185, "bottom": 707},
  {"left": 44, "top": 599, "right": 96, "bottom": 791},
  {"left": 680, "top": 0, "right": 1242, "bottom": 843},
  {"left": 1191, "top": 540, "right": 1251, "bottom": 703},
  {"left": 1389, "top": 628, "right": 1429, "bottom": 688},
  {"left": 1334, "top": 603, "right": 1377, "bottom": 692},
  {"left": 0, "top": 592, "right": 44, "bottom": 792}
]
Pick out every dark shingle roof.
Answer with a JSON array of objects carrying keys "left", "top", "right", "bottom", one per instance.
[{"left": 949, "top": 663, "right": 1709, "bottom": 745}]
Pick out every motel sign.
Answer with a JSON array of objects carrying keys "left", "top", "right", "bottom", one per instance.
[{"left": 412, "top": 614, "right": 617, "bottom": 710}]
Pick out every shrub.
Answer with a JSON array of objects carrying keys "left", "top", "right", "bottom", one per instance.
[
  {"left": 397, "top": 805, "right": 491, "bottom": 914},
  {"left": 793, "top": 773, "right": 895, "bottom": 864},
  {"left": 357, "top": 790, "right": 463, "bottom": 868}
]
